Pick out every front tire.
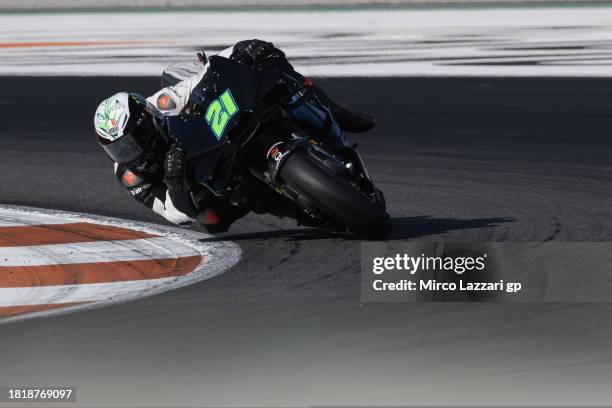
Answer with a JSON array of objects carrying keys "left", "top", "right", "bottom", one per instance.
[{"left": 280, "top": 150, "right": 392, "bottom": 240}]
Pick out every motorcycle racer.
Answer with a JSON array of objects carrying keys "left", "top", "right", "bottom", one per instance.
[{"left": 94, "top": 40, "right": 375, "bottom": 232}]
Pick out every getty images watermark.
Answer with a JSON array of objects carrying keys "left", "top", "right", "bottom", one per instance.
[
  {"left": 371, "top": 251, "right": 521, "bottom": 294},
  {"left": 361, "top": 242, "right": 612, "bottom": 302},
  {"left": 361, "top": 243, "right": 528, "bottom": 302}
]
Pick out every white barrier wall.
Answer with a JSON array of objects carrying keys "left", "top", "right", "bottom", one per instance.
[
  {"left": 1, "top": 6, "right": 612, "bottom": 76},
  {"left": 0, "top": 0, "right": 605, "bottom": 10}
]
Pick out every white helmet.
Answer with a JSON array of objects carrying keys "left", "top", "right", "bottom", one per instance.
[{"left": 94, "top": 92, "right": 155, "bottom": 163}]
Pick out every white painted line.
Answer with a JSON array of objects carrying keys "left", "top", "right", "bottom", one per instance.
[
  {"left": 1, "top": 7, "right": 612, "bottom": 76},
  {"left": 0, "top": 237, "right": 199, "bottom": 267},
  {"left": 0, "top": 211, "right": 76, "bottom": 226}
]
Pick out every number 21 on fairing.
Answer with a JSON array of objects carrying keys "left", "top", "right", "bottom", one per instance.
[{"left": 205, "top": 89, "right": 239, "bottom": 140}]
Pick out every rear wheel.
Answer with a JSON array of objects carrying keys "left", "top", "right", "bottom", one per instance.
[{"left": 280, "top": 150, "right": 392, "bottom": 239}]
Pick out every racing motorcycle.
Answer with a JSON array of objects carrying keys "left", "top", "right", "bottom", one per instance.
[{"left": 162, "top": 55, "right": 392, "bottom": 239}]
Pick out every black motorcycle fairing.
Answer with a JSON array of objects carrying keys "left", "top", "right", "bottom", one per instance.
[
  {"left": 188, "top": 56, "right": 304, "bottom": 121},
  {"left": 163, "top": 55, "right": 389, "bottom": 237},
  {"left": 167, "top": 56, "right": 305, "bottom": 196},
  {"left": 167, "top": 114, "right": 223, "bottom": 157}
]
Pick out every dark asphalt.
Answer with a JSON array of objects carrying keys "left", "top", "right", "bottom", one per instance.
[{"left": 0, "top": 77, "right": 611, "bottom": 406}]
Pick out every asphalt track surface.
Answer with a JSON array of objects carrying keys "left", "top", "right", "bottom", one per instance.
[{"left": 0, "top": 76, "right": 611, "bottom": 406}]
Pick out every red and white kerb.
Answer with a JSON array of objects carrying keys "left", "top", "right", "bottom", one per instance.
[{"left": 0, "top": 207, "right": 240, "bottom": 323}]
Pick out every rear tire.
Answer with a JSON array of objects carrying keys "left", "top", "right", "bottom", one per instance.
[{"left": 280, "top": 150, "right": 392, "bottom": 240}]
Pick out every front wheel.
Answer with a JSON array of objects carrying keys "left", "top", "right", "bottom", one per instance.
[{"left": 279, "top": 150, "right": 392, "bottom": 240}]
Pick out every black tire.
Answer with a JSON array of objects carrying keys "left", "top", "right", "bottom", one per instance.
[{"left": 280, "top": 150, "right": 392, "bottom": 239}]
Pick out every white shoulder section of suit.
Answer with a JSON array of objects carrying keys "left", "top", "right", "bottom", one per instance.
[{"left": 146, "top": 45, "right": 235, "bottom": 117}]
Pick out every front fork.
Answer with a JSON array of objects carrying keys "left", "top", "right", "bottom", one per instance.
[{"left": 333, "top": 145, "right": 385, "bottom": 208}]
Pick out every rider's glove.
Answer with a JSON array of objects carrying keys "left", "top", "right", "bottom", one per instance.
[
  {"left": 164, "top": 144, "right": 190, "bottom": 192},
  {"left": 231, "top": 39, "right": 283, "bottom": 67}
]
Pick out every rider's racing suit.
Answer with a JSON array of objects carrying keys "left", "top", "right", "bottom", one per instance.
[{"left": 115, "top": 40, "right": 374, "bottom": 232}]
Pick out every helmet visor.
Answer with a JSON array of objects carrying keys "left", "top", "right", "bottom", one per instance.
[{"left": 97, "top": 118, "right": 154, "bottom": 164}]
